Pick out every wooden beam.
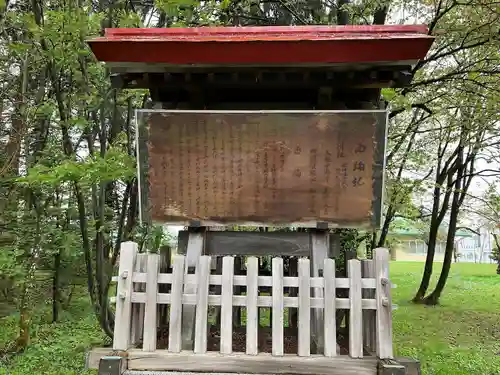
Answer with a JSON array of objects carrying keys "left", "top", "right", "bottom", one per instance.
[
  {"left": 86, "top": 349, "right": 378, "bottom": 375},
  {"left": 178, "top": 231, "right": 340, "bottom": 257}
]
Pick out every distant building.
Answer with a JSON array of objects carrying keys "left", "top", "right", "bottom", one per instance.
[{"left": 388, "top": 219, "right": 495, "bottom": 263}]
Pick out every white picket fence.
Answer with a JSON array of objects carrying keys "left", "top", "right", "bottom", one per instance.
[{"left": 111, "top": 242, "right": 394, "bottom": 360}]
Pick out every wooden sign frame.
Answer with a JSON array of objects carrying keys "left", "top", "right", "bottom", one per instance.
[{"left": 136, "top": 109, "right": 387, "bottom": 229}]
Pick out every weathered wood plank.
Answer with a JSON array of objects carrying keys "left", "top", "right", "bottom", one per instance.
[
  {"left": 143, "top": 254, "right": 160, "bottom": 352},
  {"left": 130, "top": 253, "right": 146, "bottom": 346},
  {"left": 178, "top": 231, "right": 341, "bottom": 257},
  {"left": 168, "top": 255, "right": 186, "bottom": 353},
  {"left": 194, "top": 256, "right": 211, "bottom": 354},
  {"left": 132, "top": 292, "right": 377, "bottom": 310},
  {"left": 362, "top": 259, "right": 376, "bottom": 354},
  {"left": 348, "top": 259, "right": 363, "bottom": 358},
  {"left": 220, "top": 256, "right": 234, "bottom": 354},
  {"left": 127, "top": 350, "right": 378, "bottom": 374},
  {"left": 113, "top": 242, "right": 137, "bottom": 350},
  {"left": 86, "top": 348, "right": 378, "bottom": 374},
  {"left": 374, "top": 248, "right": 393, "bottom": 359},
  {"left": 310, "top": 231, "right": 328, "bottom": 353},
  {"left": 272, "top": 257, "right": 284, "bottom": 356},
  {"left": 246, "top": 257, "right": 259, "bottom": 355},
  {"left": 298, "top": 258, "right": 311, "bottom": 357},
  {"left": 323, "top": 258, "right": 337, "bottom": 357},
  {"left": 143, "top": 111, "right": 383, "bottom": 227},
  {"left": 182, "top": 231, "right": 205, "bottom": 350},
  {"left": 133, "top": 272, "right": 376, "bottom": 289}
]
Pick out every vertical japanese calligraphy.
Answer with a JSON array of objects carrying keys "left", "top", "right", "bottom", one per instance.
[{"left": 145, "top": 111, "right": 382, "bottom": 226}]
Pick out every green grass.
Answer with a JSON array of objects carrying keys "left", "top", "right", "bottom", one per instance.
[
  {"left": 0, "top": 289, "right": 106, "bottom": 375},
  {"left": 1, "top": 262, "right": 499, "bottom": 375},
  {"left": 391, "top": 262, "right": 500, "bottom": 375}
]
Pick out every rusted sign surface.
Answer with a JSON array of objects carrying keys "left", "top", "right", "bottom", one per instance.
[{"left": 137, "top": 110, "right": 386, "bottom": 228}]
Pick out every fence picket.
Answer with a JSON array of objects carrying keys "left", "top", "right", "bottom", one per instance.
[
  {"left": 272, "top": 257, "right": 284, "bottom": 356},
  {"left": 323, "top": 258, "right": 337, "bottom": 357},
  {"left": 298, "top": 258, "right": 310, "bottom": 356},
  {"left": 194, "top": 256, "right": 211, "bottom": 354},
  {"left": 220, "top": 256, "right": 234, "bottom": 354},
  {"left": 113, "top": 242, "right": 138, "bottom": 351},
  {"left": 143, "top": 254, "right": 160, "bottom": 352},
  {"left": 348, "top": 259, "right": 363, "bottom": 358},
  {"left": 246, "top": 257, "right": 259, "bottom": 355},
  {"left": 168, "top": 255, "right": 185, "bottom": 353},
  {"left": 375, "top": 248, "right": 393, "bottom": 359}
]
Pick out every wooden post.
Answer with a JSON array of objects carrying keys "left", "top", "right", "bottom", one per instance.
[
  {"left": 246, "top": 256, "right": 259, "bottom": 355},
  {"left": 194, "top": 256, "right": 211, "bottom": 354},
  {"left": 130, "top": 253, "right": 146, "bottom": 346},
  {"left": 298, "top": 258, "right": 311, "bottom": 357},
  {"left": 374, "top": 248, "right": 394, "bottom": 359},
  {"left": 323, "top": 258, "right": 337, "bottom": 357},
  {"left": 168, "top": 255, "right": 185, "bottom": 353},
  {"left": 310, "top": 230, "right": 328, "bottom": 353},
  {"left": 113, "top": 241, "right": 138, "bottom": 351},
  {"left": 348, "top": 259, "right": 363, "bottom": 358},
  {"left": 220, "top": 256, "right": 234, "bottom": 354},
  {"left": 272, "top": 257, "right": 284, "bottom": 356},
  {"left": 182, "top": 230, "right": 205, "bottom": 350},
  {"left": 143, "top": 254, "right": 160, "bottom": 352},
  {"left": 362, "top": 259, "right": 377, "bottom": 353}
]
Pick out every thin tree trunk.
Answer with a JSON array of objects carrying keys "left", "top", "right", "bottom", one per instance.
[
  {"left": 423, "top": 160, "right": 464, "bottom": 305},
  {"left": 492, "top": 230, "right": 499, "bottom": 274},
  {"left": 52, "top": 250, "right": 61, "bottom": 323}
]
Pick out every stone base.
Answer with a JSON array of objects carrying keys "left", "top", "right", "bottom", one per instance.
[
  {"left": 98, "top": 356, "right": 127, "bottom": 375},
  {"left": 396, "top": 357, "right": 421, "bottom": 375},
  {"left": 378, "top": 358, "right": 421, "bottom": 375}
]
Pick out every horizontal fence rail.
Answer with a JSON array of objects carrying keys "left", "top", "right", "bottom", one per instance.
[{"left": 111, "top": 242, "right": 395, "bottom": 360}]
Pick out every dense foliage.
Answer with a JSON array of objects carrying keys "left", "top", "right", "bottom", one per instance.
[{"left": 0, "top": 0, "right": 498, "bottom": 359}]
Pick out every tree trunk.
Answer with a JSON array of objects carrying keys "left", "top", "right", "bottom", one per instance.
[
  {"left": 423, "top": 168, "right": 463, "bottom": 305},
  {"left": 493, "top": 233, "right": 500, "bottom": 275},
  {"left": 52, "top": 251, "right": 61, "bottom": 323}
]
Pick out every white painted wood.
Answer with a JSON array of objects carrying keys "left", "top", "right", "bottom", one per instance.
[
  {"left": 132, "top": 272, "right": 376, "bottom": 289},
  {"left": 323, "top": 258, "right": 337, "bottom": 357},
  {"left": 374, "top": 248, "right": 393, "bottom": 359},
  {"left": 361, "top": 259, "right": 376, "bottom": 354},
  {"left": 143, "top": 254, "right": 160, "bottom": 352},
  {"left": 194, "top": 256, "right": 211, "bottom": 354},
  {"left": 310, "top": 231, "right": 328, "bottom": 352},
  {"left": 246, "top": 256, "right": 259, "bottom": 355},
  {"left": 113, "top": 241, "right": 138, "bottom": 350},
  {"left": 272, "top": 257, "right": 284, "bottom": 356},
  {"left": 168, "top": 255, "right": 186, "bottom": 353},
  {"left": 131, "top": 253, "right": 147, "bottom": 346},
  {"left": 131, "top": 292, "right": 377, "bottom": 310},
  {"left": 182, "top": 232, "right": 204, "bottom": 350},
  {"left": 348, "top": 259, "right": 363, "bottom": 358},
  {"left": 220, "top": 256, "right": 234, "bottom": 354},
  {"left": 88, "top": 348, "right": 379, "bottom": 374},
  {"left": 298, "top": 258, "right": 310, "bottom": 357}
]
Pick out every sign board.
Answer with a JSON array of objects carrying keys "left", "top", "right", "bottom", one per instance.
[{"left": 136, "top": 110, "right": 387, "bottom": 229}]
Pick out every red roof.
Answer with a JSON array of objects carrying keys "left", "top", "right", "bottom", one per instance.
[{"left": 87, "top": 25, "right": 434, "bottom": 67}]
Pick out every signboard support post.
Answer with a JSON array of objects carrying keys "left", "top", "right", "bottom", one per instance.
[{"left": 181, "top": 226, "right": 207, "bottom": 350}]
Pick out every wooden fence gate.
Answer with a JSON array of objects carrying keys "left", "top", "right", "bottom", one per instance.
[{"left": 86, "top": 241, "right": 407, "bottom": 375}]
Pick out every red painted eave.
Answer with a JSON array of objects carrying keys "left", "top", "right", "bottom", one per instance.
[{"left": 87, "top": 25, "right": 435, "bottom": 66}]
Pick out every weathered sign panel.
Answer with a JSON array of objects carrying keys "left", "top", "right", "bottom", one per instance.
[{"left": 136, "top": 110, "right": 387, "bottom": 228}]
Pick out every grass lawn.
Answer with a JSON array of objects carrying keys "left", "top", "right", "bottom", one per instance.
[
  {"left": 0, "top": 261, "right": 499, "bottom": 375},
  {"left": 391, "top": 261, "right": 500, "bottom": 375}
]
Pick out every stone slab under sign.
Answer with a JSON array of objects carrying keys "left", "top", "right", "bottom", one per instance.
[{"left": 137, "top": 110, "right": 386, "bottom": 228}]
